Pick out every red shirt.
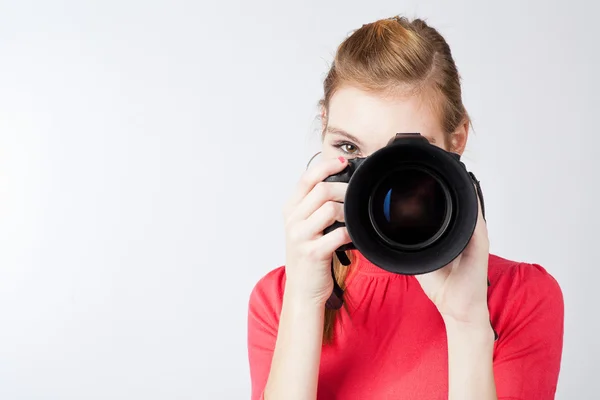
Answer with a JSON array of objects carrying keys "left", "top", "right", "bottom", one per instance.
[{"left": 247, "top": 251, "right": 564, "bottom": 399}]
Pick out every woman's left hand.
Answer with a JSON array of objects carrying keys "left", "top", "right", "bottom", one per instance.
[{"left": 415, "top": 199, "right": 491, "bottom": 325}]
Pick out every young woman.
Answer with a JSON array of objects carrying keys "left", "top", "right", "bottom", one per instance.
[{"left": 247, "top": 16, "right": 564, "bottom": 400}]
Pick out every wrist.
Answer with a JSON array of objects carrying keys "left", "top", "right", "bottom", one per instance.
[
  {"left": 439, "top": 305, "right": 491, "bottom": 329},
  {"left": 443, "top": 316, "right": 496, "bottom": 345},
  {"left": 282, "top": 285, "right": 328, "bottom": 311},
  {"left": 444, "top": 314, "right": 497, "bottom": 399}
]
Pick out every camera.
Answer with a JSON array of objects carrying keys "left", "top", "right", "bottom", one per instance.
[{"left": 324, "top": 132, "right": 485, "bottom": 276}]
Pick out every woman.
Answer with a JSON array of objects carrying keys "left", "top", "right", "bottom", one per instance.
[{"left": 247, "top": 16, "right": 564, "bottom": 400}]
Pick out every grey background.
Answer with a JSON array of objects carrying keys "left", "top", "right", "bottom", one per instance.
[{"left": 0, "top": 0, "right": 598, "bottom": 398}]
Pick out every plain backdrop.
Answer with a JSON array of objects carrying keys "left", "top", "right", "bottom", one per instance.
[{"left": 0, "top": 0, "right": 598, "bottom": 399}]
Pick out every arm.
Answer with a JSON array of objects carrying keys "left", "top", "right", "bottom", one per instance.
[
  {"left": 263, "top": 289, "right": 325, "bottom": 400},
  {"left": 441, "top": 263, "right": 564, "bottom": 400},
  {"left": 444, "top": 317, "right": 498, "bottom": 400},
  {"left": 248, "top": 156, "right": 351, "bottom": 400},
  {"left": 247, "top": 271, "right": 327, "bottom": 400}
]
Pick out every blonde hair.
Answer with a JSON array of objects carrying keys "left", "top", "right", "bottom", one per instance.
[{"left": 319, "top": 16, "right": 469, "bottom": 343}]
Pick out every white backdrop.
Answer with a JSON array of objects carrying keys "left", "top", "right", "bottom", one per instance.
[{"left": 0, "top": 0, "right": 598, "bottom": 398}]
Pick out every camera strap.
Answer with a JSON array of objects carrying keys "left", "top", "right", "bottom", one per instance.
[
  {"left": 324, "top": 250, "right": 351, "bottom": 310},
  {"left": 469, "top": 171, "right": 486, "bottom": 221}
]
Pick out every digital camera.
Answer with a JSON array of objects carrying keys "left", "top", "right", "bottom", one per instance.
[{"left": 324, "top": 132, "right": 485, "bottom": 276}]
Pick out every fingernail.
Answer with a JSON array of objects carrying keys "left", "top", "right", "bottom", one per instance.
[{"left": 338, "top": 156, "right": 346, "bottom": 163}]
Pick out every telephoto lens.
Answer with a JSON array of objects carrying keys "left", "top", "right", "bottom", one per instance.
[{"left": 324, "top": 132, "right": 485, "bottom": 275}]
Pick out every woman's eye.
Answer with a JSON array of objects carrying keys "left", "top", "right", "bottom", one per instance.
[{"left": 336, "top": 142, "right": 359, "bottom": 155}]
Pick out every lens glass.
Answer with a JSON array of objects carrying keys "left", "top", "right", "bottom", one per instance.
[{"left": 370, "top": 167, "right": 450, "bottom": 249}]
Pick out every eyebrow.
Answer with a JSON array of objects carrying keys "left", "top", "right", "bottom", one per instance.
[
  {"left": 326, "top": 126, "right": 436, "bottom": 144},
  {"left": 325, "top": 126, "right": 364, "bottom": 146}
]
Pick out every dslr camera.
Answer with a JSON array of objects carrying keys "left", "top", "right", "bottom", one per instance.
[{"left": 324, "top": 132, "right": 485, "bottom": 276}]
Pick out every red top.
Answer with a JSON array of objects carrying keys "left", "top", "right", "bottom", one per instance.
[{"left": 247, "top": 251, "right": 564, "bottom": 400}]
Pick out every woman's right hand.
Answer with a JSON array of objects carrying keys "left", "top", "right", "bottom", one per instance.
[{"left": 282, "top": 156, "right": 352, "bottom": 306}]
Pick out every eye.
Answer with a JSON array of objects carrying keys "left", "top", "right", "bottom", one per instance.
[{"left": 332, "top": 141, "right": 360, "bottom": 155}]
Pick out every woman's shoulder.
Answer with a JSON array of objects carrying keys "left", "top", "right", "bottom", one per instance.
[
  {"left": 487, "top": 253, "right": 564, "bottom": 337},
  {"left": 488, "top": 253, "right": 562, "bottom": 294},
  {"left": 248, "top": 266, "right": 286, "bottom": 318}
]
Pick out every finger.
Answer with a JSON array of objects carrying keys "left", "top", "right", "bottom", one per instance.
[
  {"left": 284, "top": 156, "right": 348, "bottom": 216},
  {"left": 311, "top": 226, "right": 351, "bottom": 261},
  {"left": 288, "top": 182, "right": 347, "bottom": 222},
  {"left": 455, "top": 193, "right": 489, "bottom": 286},
  {"left": 464, "top": 187, "right": 489, "bottom": 257},
  {"left": 299, "top": 201, "right": 345, "bottom": 240}
]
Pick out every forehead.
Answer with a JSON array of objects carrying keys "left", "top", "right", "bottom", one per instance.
[{"left": 326, "top": 85, "right": 444, "bottom": 149}]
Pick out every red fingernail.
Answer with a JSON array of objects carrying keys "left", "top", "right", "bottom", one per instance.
[{"left": 338, "top": 156, "right": 346, "bottom": 163}]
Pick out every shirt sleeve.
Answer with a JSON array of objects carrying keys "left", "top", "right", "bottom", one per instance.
[
  {"left": 491, "top": 263, "right": 564, "bottom": 400},
  {"left": 247, "top": 268, "right": 285, "bottom": 400}
]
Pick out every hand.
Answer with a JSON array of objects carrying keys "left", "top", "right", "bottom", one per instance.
[
  {"left": 282, "top": 156, "right": 352, "bottom": 306},
  {"left": 415, "top": 197, "right": 491, "bottom": 325}
]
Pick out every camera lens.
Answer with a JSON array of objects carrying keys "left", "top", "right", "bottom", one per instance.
[{"left": 369, "top": 166, "right": 452, "bottom": 250}]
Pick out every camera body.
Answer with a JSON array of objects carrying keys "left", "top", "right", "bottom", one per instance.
[
  {"left": 323, "top": 157, "right": 365, "bottom": 252},
  {"left": 323, "top": 133, "right": 484, "bottom": 275}
]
